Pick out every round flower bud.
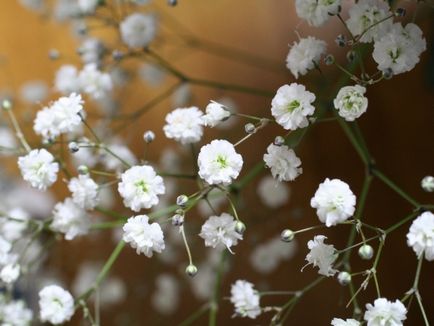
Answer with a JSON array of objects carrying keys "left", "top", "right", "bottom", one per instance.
[
  {"left": 395, "top": 8, "right": 406, "bottom": 17},
  {"left": 176, "top": 195, "right": 188, "bottom": 207},
  {"left": 168, "top": 0, "right": 177, "bottom": 5},
  {"left": 358, "top": 244, "right": 374, "bottom": 260},
  {"left": 49, "top": 49, "right": 60, "bottom": 60},
  {"left": 335, "top": 34, "right": 346, "bottom": 47},
  {"left": 112, "top": 50, "right": 124, "bottom": 61},
  {"left": 280, "top": 229, "right": 295, "bottom": 242},
  {"left": 244, "top": 123, "right": 256, "bottom": 134},
  {"left": 68, "top": 142, "right": 79, "bottom": 153},
  {"left": 77, "top": 165, "right": 89, "bottom": 175},
  {"left": 185, "top": 264, "right": 198, "bottom": 277},
  {"left": 346, "top": 50, "right": 356, "bottom": 63},
  {"left": 143, "top": 130, "right": 155, "bottom": 143},
  {"left": 2, "top": 99, "right": 12, "bottom": 110},
  {"left": 382, "top": 68, "right": 393, "bottom": 80},
  {"left": 234, "top": 221, "right": 246, "bottom": 235},
  {"left": 172, "top": 214, "right": 184, "bottom": 226},
  {"left": 273, "top": 136, "right": 285, "bottom": 147},
  {"left": 324, "top": 54, "right": 335, "bottom": 66},
  {"left": 337, "top": 271, "right": 351, "bottom": 286},
  {"left": 421, "top": 176, "right": 434, "bottom": 192}
]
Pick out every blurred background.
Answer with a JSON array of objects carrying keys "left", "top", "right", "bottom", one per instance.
[{"left": 0, "top": 0, "right": 433, "bottom": 324}]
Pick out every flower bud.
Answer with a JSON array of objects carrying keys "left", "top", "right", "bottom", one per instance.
[
  {"left": 185, "top": 264, "right": 198, "bottom": 277},
  {"left": 421, "top": 176, "right": 434, "bottom": 192},
  {"left": 1, "top": 99, "right": 12, "bottom": 110},
  {"left": 346, "top": 50, "right": 356, "bottom": 63},
  {"left": 244, "top": 123, "right": 256, "bottom": 134},
  {"left": 48, "top": 49, "right": 60, "bottom": 60},
  {"left": 382, "top": 68, "right": 393, "bottom": 80},
  {"left": 235, "top": 221, "right": 246, "bottom": 235},
  {"left": 280, "top": 229, "right": 295, "bottom": 242},
  {"left": 358, "top": 244, "right": 374, "bottom": 260},
  {"left": 324, "top": 54, "right": 335, "bottom": 66},
  {"left": 112, "top": 50, "right": 124, "bottom": 61},
  {"left": 172, "top": 214, "right": 184, "bottom": 227},
  {"left": 68, "top": 142, "right": 79, "bottom": 153},
  {"left": 168, "top": 0, "right": 177, "bottom": 5},
  {"left": 78, "top": 165, "right": 89, "bottom": 175},
  {"left": 143, "top": 130, "right": 155, "bottom": 143},
  {"left": 337, "top": 271, "right": 351, "bottom": 286},
  {"left": 335, "top": 34, "right": 346, "bottom": 47},
  {"left": 176, "top": 195, "right": 188, "bottom": 207},
  {"left": 274, "top": 136, "right": 285, "bottom": 146}
]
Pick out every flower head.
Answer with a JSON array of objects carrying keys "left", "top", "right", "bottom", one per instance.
[
  {"left": 18, "top": 149, "right": 59, "bottom": 190},
  {"left": 286, "top": 37, "right": 326, "bottom": 79},
  {"left": 197, "top": 139, "right": 243, "bottom": 185},
  {"left": 334, "top": 85, "right": 368, "bottom": 121},
  {"left": 230, "top": 280, "right": 261, "bottom": 319},
  {"left": 295, "top": 0, "right": 341, "bottom": 27},
  {"left": 202, "top": 101, "right": 231, "bottom": 127},
  {"left": 407, "top": 211, "right": 434, "bottom": 261},
  {"left": 39, "top": 285, "right": 74, "bottom": 325},
  {"left": 68, "top": 174, "right": 99, "bottom": 210},
  {"left": 163, "top": 107, "right": 204, "bottom": 144},
  {"left": 51, "top": 198, "right": 89, "bottom": 240},
  {"left": 54, "top": 65, "right": 80, "bottom": 95},
  {"left": 123, "top": 215, "right": 165, "bottom": 257},
  {"left": 331, "top": 318, "right": 360, "bottom": 326},
  {"left": 120, "top": 13, "right": 156, "bottom": 48},
  {"left": 364, "top": 298, "right": 407, "bottom": 326},
  {"left": 304, "top": 235, "right": 338, "bottom": 276},
  {"left": 199, "top": 213, "right": 242, "bottom": 252},
  {"left": 263, "top": 143, "right": 302, "bottom": 182},
  {"left": 118, "top": 165, "right": 165, "bottom": 212},
  {"left": 78, "top": 63, "right": 113, "bottom": 99},
  {"left": 1, "top": 300, "right": 33, "bottom": 325}
]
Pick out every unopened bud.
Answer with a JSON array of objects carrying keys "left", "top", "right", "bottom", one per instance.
[
  {"left": 337, "top": 271, "right": 351, "bottom": 286},
  {"left": 274, "top": 136, "right": 285, "bottom": 146},
  {"left": 358, "top": 244, "right": 374, "bottom": 260},
  {"left": 235, "top": 221, "right": 246, "bottom": 235},
  {"left": 281, "top": 229, "right": 295, "bottom": 242},
  {"left": 185, "top": 264, "right": 198, "bottom": 277},
  {"left": 172, "top": 214, "right": 184, "bottom": 226},
  {"left": 68, "top": 142, "right": 79, "bottom": 153},
  {"left": 244, "top": 123, "right": 255, "bottom": 134},
  {"left": 176, "top": 195, "right": 188, "bottom": 207},
  {"left": 78, "top": 165, "right": 89, "bottom": 175},
  {"left": 421, "top": 176, "right": 434, "bottom": 192},
  {"left": 143, "top": 130, "right": 155, "bottom": 143}
]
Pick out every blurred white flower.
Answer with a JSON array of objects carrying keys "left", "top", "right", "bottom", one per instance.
[
  {"left": 1, "top": 299, "right": 33, "bottom": 325},
  {"left": 407, "top": 211, "right": 434, "bottom": 261},
  {"left": 257, "top": 175, "right": 290, "bottom": 208},
  {"left": 230, "top": 280, "right": 261, "bottom": 319},
  {"left": 0, "top": 263, "right": 20, "bottom": 284},
  {"left": 304, "top": 235, "right": 338, "bottom": 276},
  {"left": 102, "top": 142, "right": 137, "bottom": 172},
  {"left": 39, "top": 285, "right": 74, "bottom": 325},
  {"left": 68, "top": 174, "right": 99, "bottom": 210},
  {"left": 364, "top": 298, "right": 407, "bottom": 326},
  {"left": 286, "top": 37, "right": 326, "bottom": 79},
  {"left": 421, "top": 176, "right": 434, "bottom": 192},
  {"left": 54, "top": 65, "right": 81, "bottom": 95},
  {"left": 263, "top": 143, "right": 302, "bottom": 182},
  {"left": 151, "top": 274, "right": 179, "bottom": 315},
  {"left": 120, "top": 13, "right": 157, "bottom": 48},
  {"left": 0, "top": 208, "right": 29, "bottom": 242},
  {"left": 334, "top": 85, "right": 368, "bottom": 121},
  {"left": 78, "top": 0, "right": 99, "bottom": 14},
  {"left": 18, "top": 149, "right": 59, "bottom": 191},
  {"left": 202, "top": 101, "right": 231, "bottom": 127},
  {"left": 51, "top": 198, "right": 89, "bottom": 240},
  {"left": 78, "top": 64, "right": 113, "bottom": 99},
  {"left": 19, "top": 80, "right": 48, "bottom": 104},
  {"left": 331, "top": 318, "right": 360, "bottom": 326},
  {"left": 199, "top": 213, "right": 242, "bottom": 252},
  {"left": 163, "top": 107, "right": 204, "bottom": 144},
  {"left": 295, "top": 0, "right": 341, "bottom": 27},
  {"left": 78, "top": 38, "right": 105, "bottom": 64}
]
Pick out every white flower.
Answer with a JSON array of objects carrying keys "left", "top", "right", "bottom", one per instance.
[
  {"left": 304, "top": 235, "right": 338, "bottom": 276},
  {"left": 54, "top": 65, "right": 80, "bottom": 95},
  {"left": 123, "top": 215, "right": 165, "bottom": 257},
  {"left": 68, "top": 174, "right": 99, "bottom": 210},
  {"left": 286, "top": 37, "right": 326, "bottom": 79},
  {"left": 1, "top": 208, "right": 29, "bottom": 242},
  {"left": 406, "top": 211, "right": 434, "bottom": 261},
  {"left": 421, "top": 176, "right": 434, "bottom": 192},
  {"left": 373, "top": 23, "right": 426, "bottom": 75},
  {"left": 39, "top": 285, "right": 74, "bottom": 325},
  {"left": 295, "top": 0, "right": 341, "bottom": 27},
  {"left": 0, "top": 236, "right": 13, "bottom": 266},
  {"left": 230, "top": 280, "right": 261, "bottom": 319},
  {"left": 0, "top": 127, "right": 17, "bottom": 154},
  {"left": 18, "top": 149, "right": 59, "bottom": 190},
  {"left": 20, "top": 80, "right": 48, "bottom": 104},
  {"left": 118, "top": 165, "right": 165, "bottom": 212},
  {"left": 78, "top": 63, "right": 113, "bottom": 99},
  {"left": 346, "top": 0, "right": 392, "bottom": 43},
  {"left": 197, "top": 139, "right": 243, "bottom": 185},
  {"left": 1, "top": 300, "right": 33, "bottom": 326},
  {"left": 199, "top": 213, "right": 242, "bottom": 252},
  {"left": 310, "top": 178, "right": 356, "bottom": 227},
  {"left": 271, "top": 83, "right": 316, "bottom": 130},
  {"left": 163, "top": 107, "right": 204, "bottom": 144},
  {"left": 50, "top": 198, "right": 89, "bottom": 240},
  {"left": 364, "top": 298, "right": 407, "bottom": 326},
  {"left": 263, "top": 144, "right": 302, "bottom": 182},
  {"left": 257, "top": 175, "right": 290, "bottom": 208},
  {"left": 78, "top": 0, "right": 98, "bottom": 14},
  {"left": 202, "top": 101, "right": 231, "bottom": 127},
  {"left": 120, "top": 13, "right": 157, "bottom": 48},
  {"left": 34, "top": 93, "right": 84, "bottom": 140},
  {"left": 151, "top": 274, "right": 179, "bottom": 315},
  {"left": 334, "top": 85, "right": 368, "bottom": 121},
  {"left": 0, "top": 263, "right": 20, "bottom": 284},
  {"left": 331, "top": 318, "right": 360, "bottom": 326},
  {"left": 79, "top": 38, "right": 104, "bottom": 64}
]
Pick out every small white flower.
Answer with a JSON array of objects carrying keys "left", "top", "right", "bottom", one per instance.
[
  {"left": 79, "top": 38, "right": 104, "bottom": 64},
  {"left": 295, "top": 0, "right": 341, "bottom": 27},
  {"left": 163, "top": 107, "right": 204, "bottom": 144},
  {"left": 373, "top": 23, "right": 426, "bottom": 75},
  {"left": 51, "top": 198, "right": 89, "bottom": 240},
  {"left": 286, "top": 37, "right": 326, "bottom": 79},
  {"left": 257, "top": 175, "right": 290, "bottom": 208},
  {"left": 78, "top": 63, "right": 113, "bottom": 99},
  {"left": 1, "top": 208, "right": 29, "bottom": 242},
  {"left": 68, "top": 174, "right": 99, "bottom": 210},
  {"left": 118, "top": 165, "right": 165, "bottom": 212},
  {"left": 346, "top": 0, "right": 393, "bottom": 43},
  {"left": 0, "top": 236, "right": 13, "bottom": 265},
  {"left": 39, "top": 285, "right": 74, "bottom": 325},
  {"left": 197, "top": 139, "right": 243, "bottom": 185},
  {"left": 334, "top": 85, "right": 368, "bottom": 121},
  {"left": 421, "top": 176, "right": 434, "bottom": 192},
  {"left": 310, "top": 178, "right": 356, "bottom": 227},
  {"left": 230, "top": 280, "right": 261, "bottom": 319},
  {"left": 331, "top": 318, "right": 360, "bottom": 326},
  {"left": 54, "top": 65, "right": 80, "bottom": 95},
  {"left": 199, "top": 213, "right": 242, "bottom": 253},
  {"left": 123, "top": 215, "right": 165, "bottom": 257},
  {"left": 202, "top": 101, "right": 231, "bottom": 127},
  {"left": 78, "top": 0, "right": 99, "bottom": 14},
  {"left": 364, "top": 298, "right": 407, "bottom": 326},
  {"left": 1, "top": 300, "right": 33, "bottom": 326},
  {"left": 406, "top": 211, "right": 434, "bottom": 261},
  {"left": 271, "top": 83, "right": 316, "bottom": 130},
  {"left": 18, "top": 149, "right": 59, "bottom": 191},
  {"left": 263, "top": 143, "right": 302, "bottom": 182},
  {"left": 0, "top": 263, "right": 20, "bottom": 284},
  {"left": 304, "top": 235, "right": 338, "bottom": 277},
  {"left": 120, "top": 13, "right": 157, "bottom": 48}
]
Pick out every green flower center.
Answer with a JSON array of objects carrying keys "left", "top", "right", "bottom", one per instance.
[
  {"left": 287, "top": 100, "right": 300, "bottom": 113},
  {"left": 216, "top": 155, "right": 228, "bottom": 168},
  {"left": 135, "top": 180, "right": 149, "bottom": 193}
]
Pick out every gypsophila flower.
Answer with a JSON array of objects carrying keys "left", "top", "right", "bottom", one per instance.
[
  {"left": 120, "top": 13, "right": 157, "bottom": 48},
  {"left": 118, "top": 165, "right": 165, "bottom": 212},
  {"left": 334, "top": 85, "right": 368, "bottom": 121},
  {"left": 199, "top": 213, "right": 242, "bottom": 253},
  {"left": 78, "top": 0, "right": 99, "bottom": 14},
  {"left": 373, "top": 23, "right": 426, "bottom": 75},
  {"left": 230, "top": 280, "right": 261, "bottom": 319},
  {"left": 78, "top": 63, "right": 113, "bottom": 99},
  {"left": 295, "top": 0, "right": 341, "bottom": 27},
  {"left": 304, "top": 235, "right": 338, "bottom": 276},
  {"left": 1, "top": 300, "right": 33, "bottom": 326},
  {"left": 286, "top": 37, "right": 326, "bottom": 79},
  {"left": 163, "top": 107, "right": 204, "bottom": 144},
  {"left": 257, "top": 175, "right": 290, "bottom": 208},
  {"left": 0, "top": 263, "right": 20, "bottom": 284},
  {"left": 79, "top": 38, "right": 104, "bottom": 64},
  {"left": 18, "top": 149, "right": 59, "bottom": 190},
  {"left": 68, "top": 174, "right": 99, "bottom": 210},
  {"left": 50, "top": 198, "right": 89, "bottom": 240},
  {"left": 39, "top": 285, "right": 74, "bottom": 325},
  {"left": 346, "top": 0, "right": 393, "bottom": 43},
  {"left": 364, "top": 298, "right": 407, "bottom": 326},
  {"left": 310, "top": 178, "right": 356, "bottom": 227},
  {"left": 1, "top": 208, "right": 29, "bottom": 242},
  {"left": 123, "top": 215, "right": 165, "bottom": 257},
  {"left": 0, "top": 236, "right": 13, "bottom": 265},
  {"left": 271, "top": 83, "right": 316, "bottom": 130},
  {"left": 197, "top": 139, "right": 243, "bottom": 185},
  {"left": 406, "top": 211, "right": 434, "bottom": 261},
  {"left": 263, "top": 143, "right": 302, "bottom": 182},
  {"left": 202, "top": 100, "right": 231, "bottom": 127},
  {"left": 54, "top": 65, "right": 80, "bottom": 94},
  {"left": 331, "top": 318, "right": 361, "bottom": 326}
]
